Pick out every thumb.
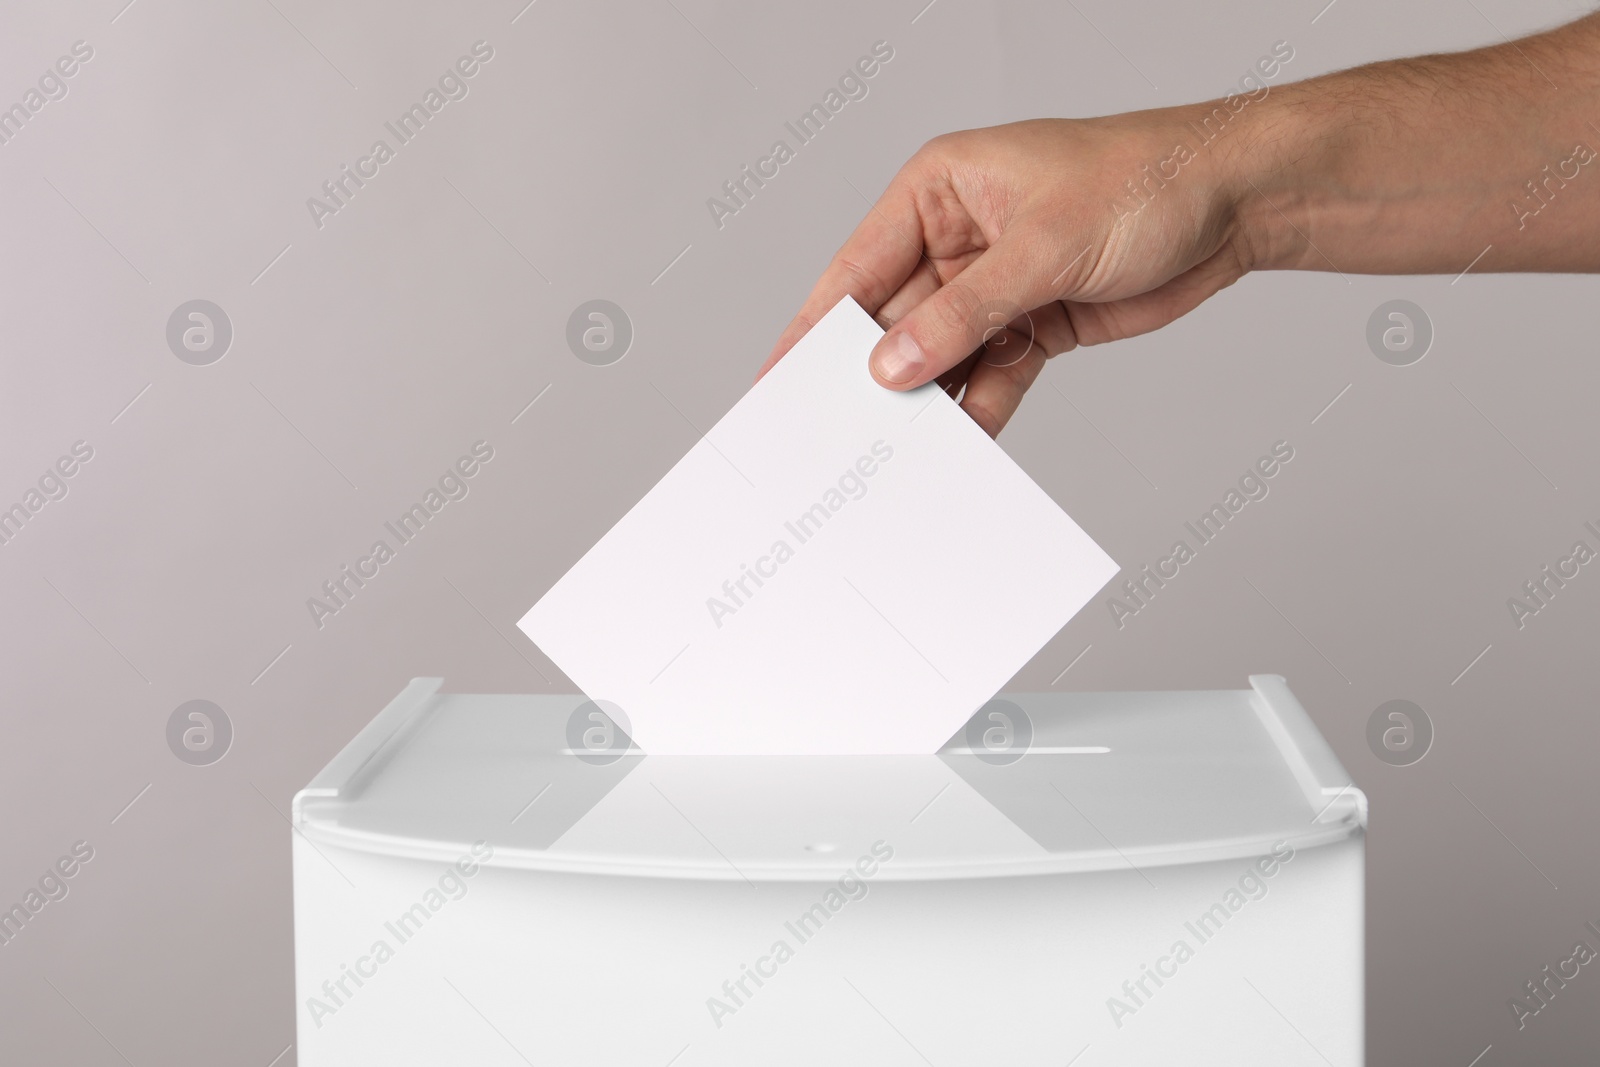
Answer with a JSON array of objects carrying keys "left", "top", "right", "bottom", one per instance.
[{"left": 867, "top": 240, "right": 1053, "bottom": 390}]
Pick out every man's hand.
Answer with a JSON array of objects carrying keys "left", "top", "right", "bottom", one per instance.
[
  {"left": 758, "top": 116, "right": 1258, "bottom": 437},
  {"left": 762, "top": 14, "right": 1600, "bottom": 436}
]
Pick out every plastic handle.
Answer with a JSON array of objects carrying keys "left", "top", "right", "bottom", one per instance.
[
  {"left": 1248, "top": 674, "right": 1367, "bottom": 828},
  {"left": 292, "top": 677, "right": 444, "bottom": 823}
]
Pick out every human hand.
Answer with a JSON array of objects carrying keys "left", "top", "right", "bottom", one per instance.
[{"left": 759, "top": 116, "right": 1262, "bottom": 436}]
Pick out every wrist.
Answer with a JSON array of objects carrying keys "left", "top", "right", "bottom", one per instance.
[
  {"left": 1215, "top": 84, "right": 1350, "bottom": 273},
  {"left": 1206, "top": 22, "right": 1600, "bottom": 277}
]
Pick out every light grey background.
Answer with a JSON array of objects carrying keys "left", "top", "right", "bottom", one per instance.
[{"left": 2, "top": 0, "right": 1597, "bottom": 1063}]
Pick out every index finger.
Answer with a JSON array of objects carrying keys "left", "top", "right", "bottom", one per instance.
[{"left": 756, "top": 178, "right": 926, "bottom": 380}]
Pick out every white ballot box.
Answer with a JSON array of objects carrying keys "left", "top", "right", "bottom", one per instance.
[{"left": 293, "top": 675, "right": 1364, "bottom": 1066}]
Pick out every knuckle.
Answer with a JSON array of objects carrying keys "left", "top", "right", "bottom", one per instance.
[
  {"left": 909, "top": 131, "right": 970, "bottom": 177},
  {"left": 834, "top": 256, "right": 889, "bottom": 306},
  {"left": 1039, "top": 304, "right": 1078, "bottom": 358},
  {"left": 979, "top": 326, "right": 1037, "bottom": 369},
  {"left": 788, "top": 312, "right": 819, "bottom": 339},
  {"left": 930, "top": 282, "right": 984, "bottom": 342},
  {"left": 961, "top": 399, "right": 1004, "bottom": 438}
]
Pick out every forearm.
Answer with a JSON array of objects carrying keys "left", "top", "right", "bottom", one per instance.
[{"left": 1227, "top": 14, "right": 1600, "bottom": 275}]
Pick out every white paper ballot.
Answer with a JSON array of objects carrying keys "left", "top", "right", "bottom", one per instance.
[{"left": 518, "top": 296, "right": 1118, "bottom": 755}]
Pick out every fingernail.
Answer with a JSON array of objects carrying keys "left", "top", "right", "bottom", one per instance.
[{"left": 872, "top": 332, "right": 924, "bottom": 384}]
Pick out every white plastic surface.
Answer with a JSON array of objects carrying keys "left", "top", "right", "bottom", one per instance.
[
  {"left": 292, "top": 677, "right": 1366, "bottom": 880},
  {"left": 293, "top": 678, "right": 1365, "bottom": 1065},
  {"left": 293, "top": 834, "right": 1364, "bottom": 1066}
]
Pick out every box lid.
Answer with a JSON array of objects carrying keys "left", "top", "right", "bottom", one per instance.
[{"left": 292, "top": 675, "right": 1364, "bottom": 882}]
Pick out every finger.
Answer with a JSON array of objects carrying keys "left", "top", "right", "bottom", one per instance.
[
  {"left": 928, "top": 300, "right": 1076, "bottom": 434},
  {"left": 956, "top": 299, "right": 1077, "bottom": 435},
  {"left": 975, "top": 300, "right": 1077, "bottom": 369},
  {"left": 875, "top": 256, "right": 949, "bottom": 329},
  {"left": 935, "top": 349, "right": 982, "bottom": 396},
  {"left": 757, "top": 180, "right": 926, "bottom": 380},
  {"left": 959, "top": 332, "right": 1051, "bottom": 438},
  {"left": 866, "top": 236, "right": 1058, "bottom": 390},
  {"left": 1065, "top": 246, "right": 1246, "bottom": 346}
]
